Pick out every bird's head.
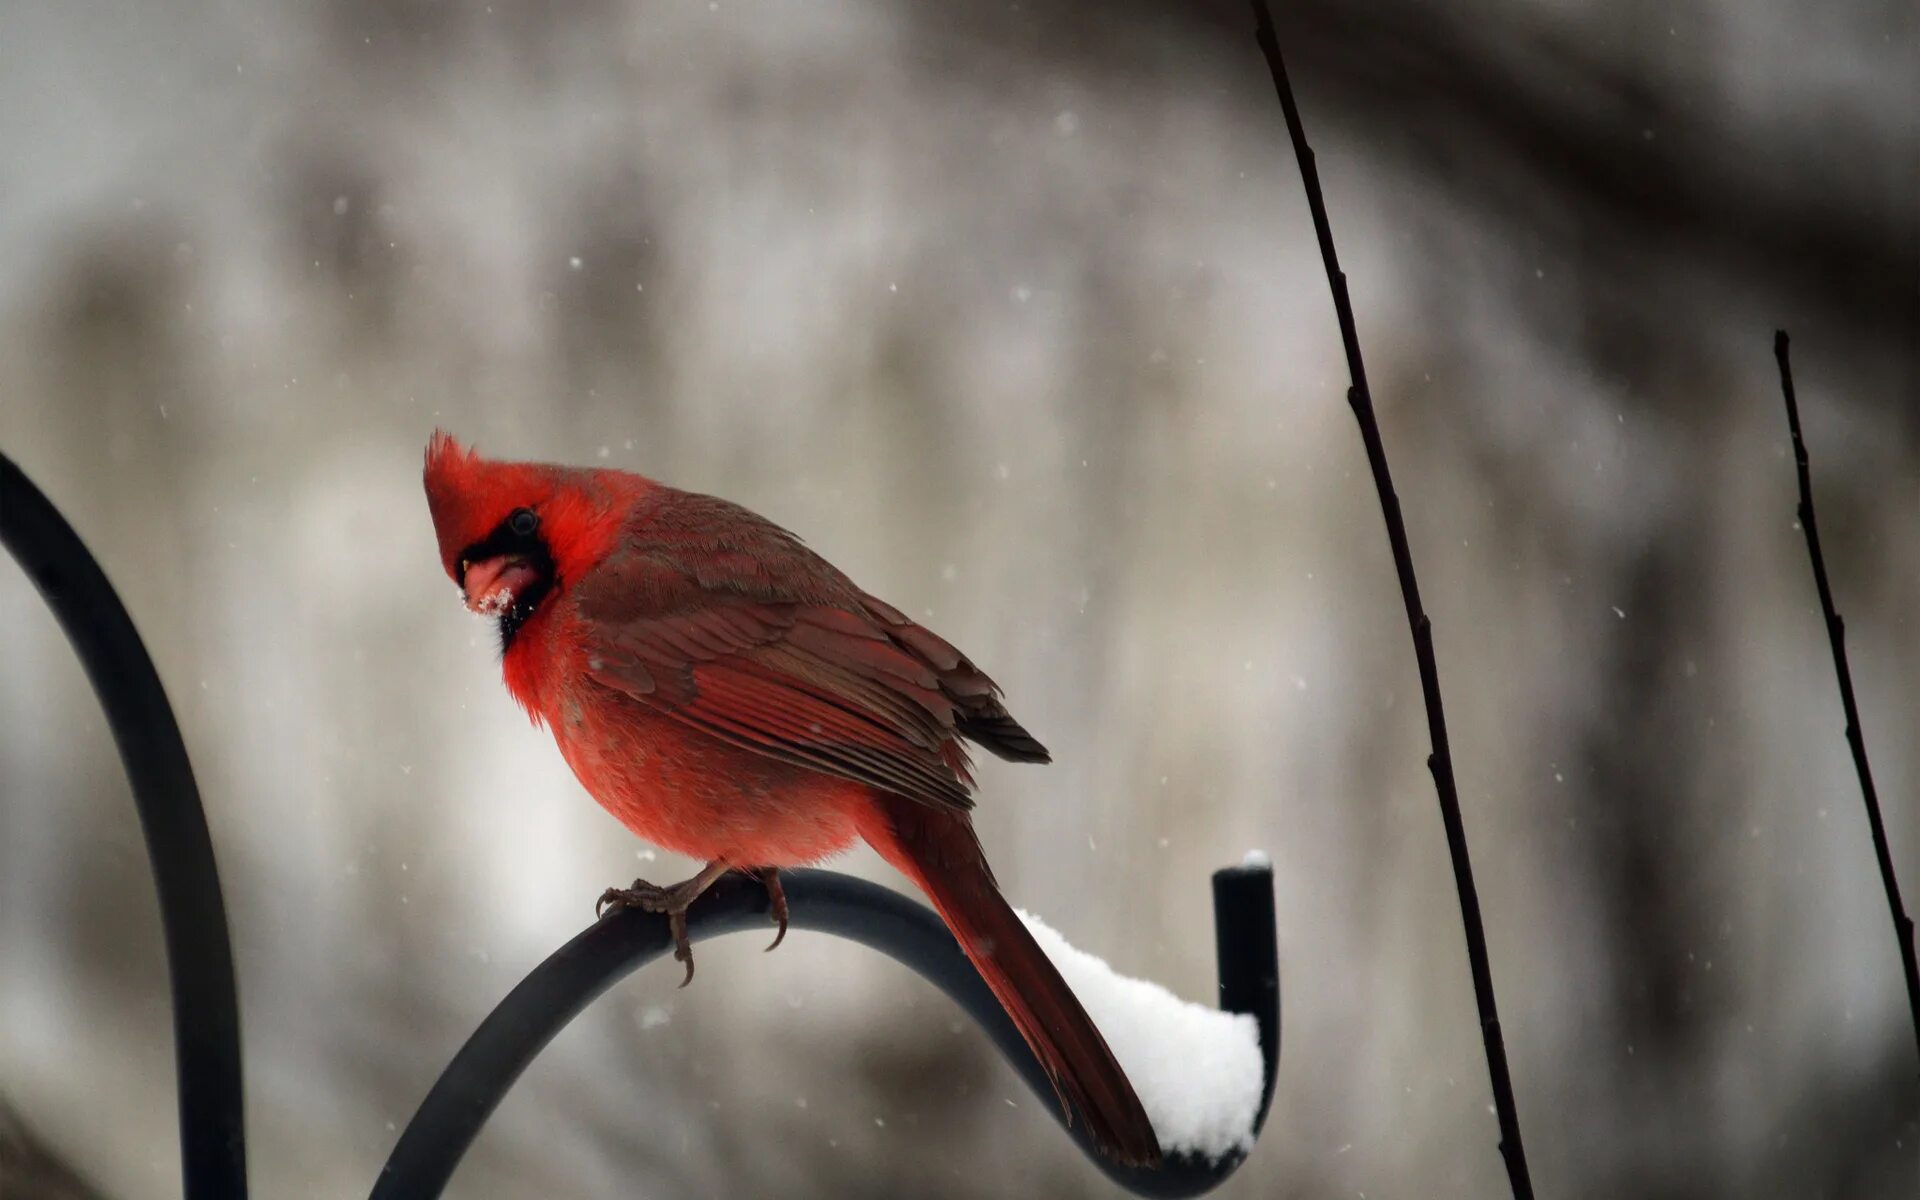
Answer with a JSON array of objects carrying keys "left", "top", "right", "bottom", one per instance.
[{"left": 422, "top": 430, "right": 629, "bottom": 646}]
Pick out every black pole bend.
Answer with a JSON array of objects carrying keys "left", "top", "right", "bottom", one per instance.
[
  {"left": 373, "top": 866, "right": 1278, "bottom": 1200},
  {"left": 1, "top": 452, "right": 249, "bottom": 1198}
]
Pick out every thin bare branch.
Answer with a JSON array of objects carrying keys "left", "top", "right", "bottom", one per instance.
[
  {"left": 1773, "top": 329, "right": 1920, "bottom": 1066},
  {"left": 1244, "top": 4, "right": 1537, "bottom": 1196}
]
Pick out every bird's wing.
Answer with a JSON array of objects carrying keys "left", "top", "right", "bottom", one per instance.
[{"left": 572, "top": 495, "right": 1047, "bottom": 812}]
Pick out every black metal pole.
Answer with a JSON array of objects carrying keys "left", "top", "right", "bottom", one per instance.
[
  {"left": 1213, "top": 863, "right": 1280, "bottom": 1116},
  {"left": 374, "top": 866, "right": 1278, "bottom": 1200},
  {"left": 1, "top": 452, "right": 249, "bottom": 1199}
]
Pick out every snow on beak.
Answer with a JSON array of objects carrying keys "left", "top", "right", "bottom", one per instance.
[{"left": 462, "top": 555, "right": 543, "bottom": 617}]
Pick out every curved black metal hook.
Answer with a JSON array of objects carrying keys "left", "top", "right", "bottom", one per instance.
[
  {"left": 0, "top": 452, "right": 249, "bottom": 1198},
  {"left": 373, "top": 866, "right": 1278, "bottom": 1199}
]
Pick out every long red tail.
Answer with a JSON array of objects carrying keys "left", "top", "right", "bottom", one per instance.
[{"left": 861, "top": 794, "right": 1163, "bottom": 1167}]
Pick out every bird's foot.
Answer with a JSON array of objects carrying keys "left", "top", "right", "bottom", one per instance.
[
  {"left": 596, "top": 861, "right": 730, "bottom": 987},
  {"left": 756, "top": 868, "right": 789, "bottom": 952}
]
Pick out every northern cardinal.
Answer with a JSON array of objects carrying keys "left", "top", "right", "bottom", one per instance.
[{"left": 422, "top": 432, "right": 1161, "bottom": 1167}]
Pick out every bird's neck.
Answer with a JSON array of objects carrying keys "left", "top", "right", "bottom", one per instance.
[{"left": 499, "top": 600, "right": 568, "bottom": 727}]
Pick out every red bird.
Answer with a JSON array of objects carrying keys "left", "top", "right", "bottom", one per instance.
[{"left": 422, "top": 432, "right": 1161, "bottom": 1167}]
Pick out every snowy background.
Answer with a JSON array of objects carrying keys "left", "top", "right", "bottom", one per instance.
[{"left": 2, "top": 1, "right": 1915, "bottom": 1196}]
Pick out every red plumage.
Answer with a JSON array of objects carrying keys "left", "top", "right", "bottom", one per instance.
[{"left": 422, "top": 431, "right": 1161, "bottom": 1167}]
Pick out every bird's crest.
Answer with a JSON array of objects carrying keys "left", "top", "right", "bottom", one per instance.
[
  {"left": 423, "top": 430, "right": 639, "bottom": 588},
  {"left": 423, "top": 430, "right": 547, "bottom": 581}
]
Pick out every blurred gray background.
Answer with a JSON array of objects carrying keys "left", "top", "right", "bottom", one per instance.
[{"left": 2, "top": 1, "right": 1915, "bottom": 1196}]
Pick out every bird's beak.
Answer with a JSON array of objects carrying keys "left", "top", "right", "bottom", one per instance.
[{"left": 462, "top": 555, "right": 543, "bottom": 616}]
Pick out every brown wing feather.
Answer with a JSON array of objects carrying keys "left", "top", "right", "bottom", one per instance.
[
  {"left": 858, "top": 593, "right": 1052, "bottom": 764},
  {"left": 572, "top": 489, "right": 1047, "bottom": 809}
]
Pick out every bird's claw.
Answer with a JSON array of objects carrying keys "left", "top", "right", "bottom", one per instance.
[
  {"left": 668, "top": 911, "right": 694, "bottom": 987},
  {"left": 596, "top": 878, "right": 671, "bottom": 919},
  {"left": 592, "top": 863, "right": 772, "bottom": 984},
  {"left": 596, "top": 876, "right": 701, "bottom": 985},
  {"left": 760, "top": 868, "right": 789, "bottom": 953}
]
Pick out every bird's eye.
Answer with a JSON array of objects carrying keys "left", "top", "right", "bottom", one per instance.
[{"left": 508, "top": 507, "right": 539, "bottom": 537}]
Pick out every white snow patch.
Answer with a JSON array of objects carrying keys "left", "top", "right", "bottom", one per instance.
[
  {"left": 637, "top": 1005, "right": 671, "bottom": 1031},
  {"left": 1016, "top": 910, "right": 1263, "bottom": 1160}
]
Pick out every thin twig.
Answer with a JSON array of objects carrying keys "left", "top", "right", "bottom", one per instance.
[
  {"left": 1244, "top": 5, "right": 1537, "bottom": 1196},
  {"left": 1773, "top": 330, "right": 1920, "bottom": 1065}
]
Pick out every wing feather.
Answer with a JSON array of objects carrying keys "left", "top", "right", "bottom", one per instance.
[{"left": 573, "top": 491, "right": 1049, "bottom": 810}]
